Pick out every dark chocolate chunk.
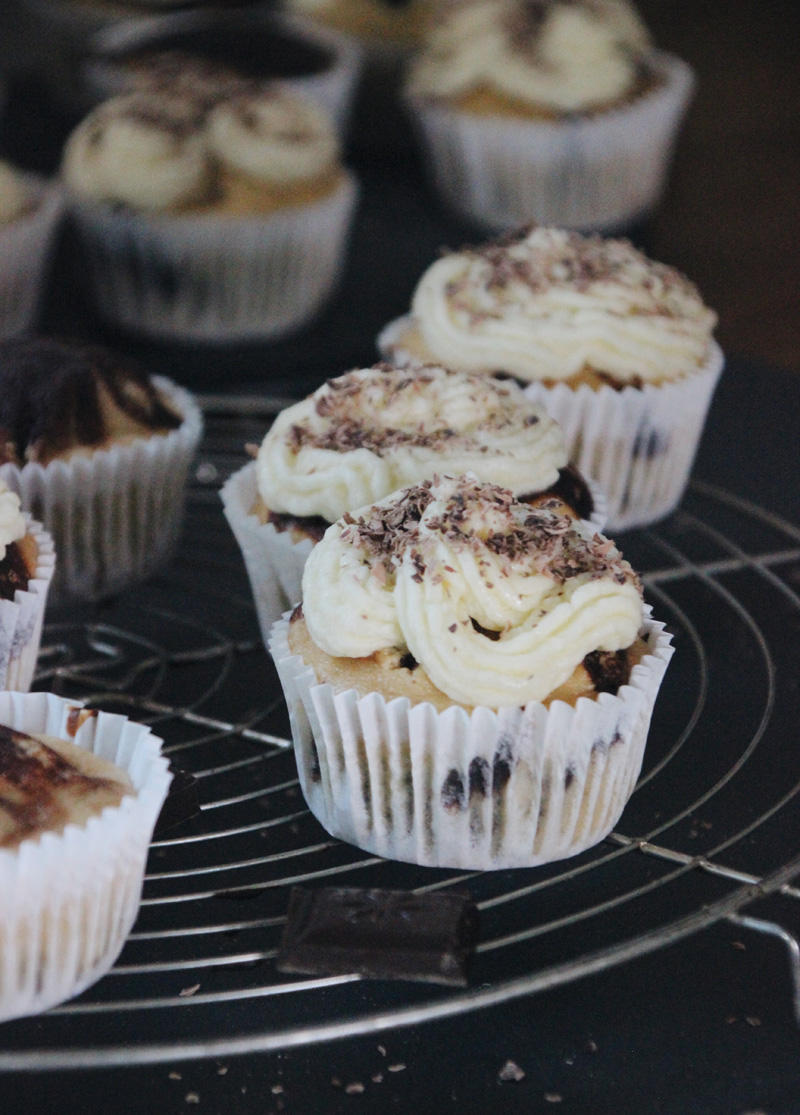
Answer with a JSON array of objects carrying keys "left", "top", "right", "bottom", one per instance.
[
  {"left": 277, "top": 886, "right": 479, "bottom": 986},
  {"left": 583, "top": 649, "right": 631, "bottom": 694},
  {"left": 153, "top": 766, "right": 200, "bottom": 834}
]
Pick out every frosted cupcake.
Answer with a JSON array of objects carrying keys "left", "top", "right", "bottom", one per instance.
[
  {"left": 271, "top": 474, "right": 673, "bottom": 869},
  {"left": 0, "top": 480, "right": 56, "bottom": 691},
  {"left": 0, "top": 691, "right": 170, "bottom": 1021},
  {"left": 0, "top": 337, "right": 202, "bottom": 601},
  {"left": 222, "top": 363, "right": 605, "bottom": 641},
  {"left": 405, "top": 0, "right": 694, "bottom": 230},
  {"left": 379, "top": 227, "right": 724, "bottom": 530},
  {"left": 0, "top": 160, "right": 63, "bottom": 338},
  {"left": 63, "top": 85, "right": 357, "bottom": 341}
]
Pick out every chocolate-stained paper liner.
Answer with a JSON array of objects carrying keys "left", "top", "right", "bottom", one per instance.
[
  {"left": 0, "top": 516, "right": 56, "bottom": 692},
  {"left": 84, "top": 11, "right": 362, "bottom": 133},
  {"left": 270, "top": 610, "right": 673, "bottom": 870},
  {"left": 0, "top": 379, "right": 202, "bottom": 602},
  {"left": 0, "top": 691, "right": 171, "bottom": 1022},
  {"left": 379, "top": 318, "right": 724, "bottom": 532},
  {"left": 223, "top": 454, "right": 607, "bottom": 647},
  {"left": 523, "top": 343, "right": 725, "bottom": 531},
  {"left": 406, "top": 53, "right": 694, "bottom": 232},
  {"left": 221, "top": 462, "right": 313, "bottom": 645},
  {"left": 68, "top": 172, "right": 358, "bottom": 342},
  {"left": 0, "top": 182, "right": 62, "bottom": 338}
]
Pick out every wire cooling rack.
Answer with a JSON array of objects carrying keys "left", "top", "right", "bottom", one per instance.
[{"left": 2, "top": 396, "right": 800, "bottom": 1071}]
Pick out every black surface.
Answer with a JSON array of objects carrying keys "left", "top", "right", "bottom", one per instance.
[{"left": 1, "top": 66, "right": 800, "bottom": 1115}]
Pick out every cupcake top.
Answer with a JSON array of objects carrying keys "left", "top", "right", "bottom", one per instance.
[
  {"left": 62, "top": 86, "right": 340, "bottom": 213},
  {"left": 0, "top": 481, "right": 26, "bottom": 563},
  {"left": 256, "top": 364, "right": 568, "bottom": 522},
  {"left": 0, "top": 161, "right": 32, "bottom": 225},
  {"left": 0, "top": 723, "right": 133, "bottom": 851},
  {"left": 408, "top": 0, "right": 652, "bottom": 113},
  {"left": 407, "top": 226, "right": 718, "bottom": 385},
  {"left": 302, "top": 473, "right": 642, "bottom": 706},
  {"left": 0, "top": 337, "right": 183, "bottom": 466},
  {"left": 117, "top": 50, "right": 252, "bottom": 111}
]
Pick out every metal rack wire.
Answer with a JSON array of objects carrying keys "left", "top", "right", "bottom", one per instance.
[{"left": 2, "top": 398, "right": 800, "bottom": 1071}]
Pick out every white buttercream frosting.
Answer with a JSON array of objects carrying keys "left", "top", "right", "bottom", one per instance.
[
  {"left": 256, "top": 365, "right": 567, "bottom": 521},
  {"left": 302, "top": 473, "right": 643, "bottom": 706},
  {"left": 0, "top": 480, "right": 27, "bottom": 563},
  {"left": 0, "top": 161, "right": 31, "bottom": 225},
  {"left": 207, "top": 88, "right": 340, "bottom": 185},
  {"left": 408, "top": 0, "right": 651, "bottom": 112},
  {"left": 62, "top": 94, "right": 210, "bottom": 213},
  {"left": 409, "top": 226, "right": 717, "bottom": 384}
]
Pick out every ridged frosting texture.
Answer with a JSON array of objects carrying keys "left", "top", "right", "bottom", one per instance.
[
  {"left": 302, "top": 474, "right": 643, "bottom": 707},
  {"left": 408, "top": 0, "right": 651, "bottom": 112},
  {"left": 207, "top": 90, "right": 340, "bottom": 186},
  {"left": 63, "top": 87, "right": 339, "bottom": 212},
  {"left": 0, "top": 479, "right": 26, "bottom": 563},
  {"left": 256, "top": 365, "right": 567, "bottom": 521},
  {"left": 410, "top": 227, "right": 718, "bottom": 384},
  {"left": 0, "top": 161, "right": 30, "bottom": 225}
]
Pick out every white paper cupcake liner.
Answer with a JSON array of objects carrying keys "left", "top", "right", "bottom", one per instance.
[
  {"left": 223, "top": 459, "right": 607, "bottom": 646},
  {"left": 406, "top": 52, "right": 694, "bottom": 232},
  {"left": 0, "top": 691, "right": 171, "bottom": 1022},
  {"left": 0, "top": 183, "right": 63, "bottom": 338},
  {"left": 83, "top": 7, "right": 362, "bottom": 132},
  {"left": 0, "top": 517, "right": 56, "bottom": 693},
  {"left": 69, "top": 172, "right": 358, "bottom": 342},
  {"left": 0, "top": 378, "right": 203, "bottom": 602},
  {"left": 523, "top": 343, "right": 725, "bottom": 531},
  {"left": 270, "top": 609, "right": 673, "bottom": 869},
  {"left": 221, "top": 461, "right": 314, "bottom": 646}
]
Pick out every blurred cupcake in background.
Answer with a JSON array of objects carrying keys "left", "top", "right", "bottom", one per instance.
[
  {"left": 0, "top": 161, "right": 63, "bottom": 339},
  {"left": 62, "top": 84, "right": 358, "bottom": 341},
  {"left": 221, "top": 362, "right": 606, "bottom": 642},
  {"left": 84, "top": 7, "right": 361, "bottom": 133},
  {"left": 405, "top": 0, "right": 694, "bottom": 231},
  {"left": 0, "top": 337, "right": 202, "bottom": 601},
  {"left": 379, "top": 226, "right": 723, "bottom": 530}
]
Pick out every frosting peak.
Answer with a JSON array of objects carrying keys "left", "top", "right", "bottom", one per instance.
[
  {"left": 408, "top": 0, "right": 652, "bottom": 113},
  {"left": 302, "top": 474, "right": 643, "bottom": 706},
  {"left": 410, "top": 226, "right": 718, "bottom": 384},
  {"left": 256, "top": 364, "right": 568, "bottom": 521}
]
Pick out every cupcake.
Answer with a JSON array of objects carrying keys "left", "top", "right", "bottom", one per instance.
[
  {"left": 0, "top": 337, "right": 203, "bottom": 601},
  {"left": 63, "top": 85, "right": 358, "bottom": 341},
  {"left": 84, "top": 7, "right": 361, "bottom": 133},
  {"left": 405, "top": 0, "right": 694, "bottom": 231},
  {"left": 0, "top": 480, "right": 56, "bottom": 691},
  {"left": 0, "top": 160, "right": 63, "bottom": 339},
  {"left": 222, "top": 362, "right": 605, "bottom": 642},
  {"left": 0, "top": 691, "right": 171, "bottom": 1021},
  {"left": 379, "top": 226, "right": 724, "bottom": 530},
  {"left": 270, "top": 474, "right": 673, "bottom": 869}
]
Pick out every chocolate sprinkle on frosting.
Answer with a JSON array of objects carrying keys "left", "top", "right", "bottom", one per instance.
[{"left": 0, "top": 338, "right": 182, "bottom": 465}]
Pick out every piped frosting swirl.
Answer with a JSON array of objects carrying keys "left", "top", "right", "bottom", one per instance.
[
  {"left": 256, "top": 364, "right": 567, "bottom": 521},
  {"left": 302, "top": 473, "right": 643, "bottom": 706},
  {"left": 408, "top": 0, "right": 652, "bottom": 113},
  {"left": 409, "top": 226, "right": 718, "bottom": 384}
]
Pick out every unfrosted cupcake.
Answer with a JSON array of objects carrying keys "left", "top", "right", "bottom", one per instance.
[
  {"left": 0, "top": 691, "right": 171, "bottom": 1021},
  {"left": 379, "top": 226, "right": 724, "bottom": 530},
  {"left": 222, "top": 363, "right": 605, "bottom": 641},
  {"left": 271, "top": 474, "right": 673, "bottom": 869},
  {"left": 405, "top": 0, "right": 694, "bottom": 230},
  {"left": 0, "top": 337, "right": 202, "bottom": 601},
  {"left": 0, "top": 160, "right": 63, "bottom": 338},
  {"left": 63, "top": 84, "right": 358, "bottom": 341}
]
